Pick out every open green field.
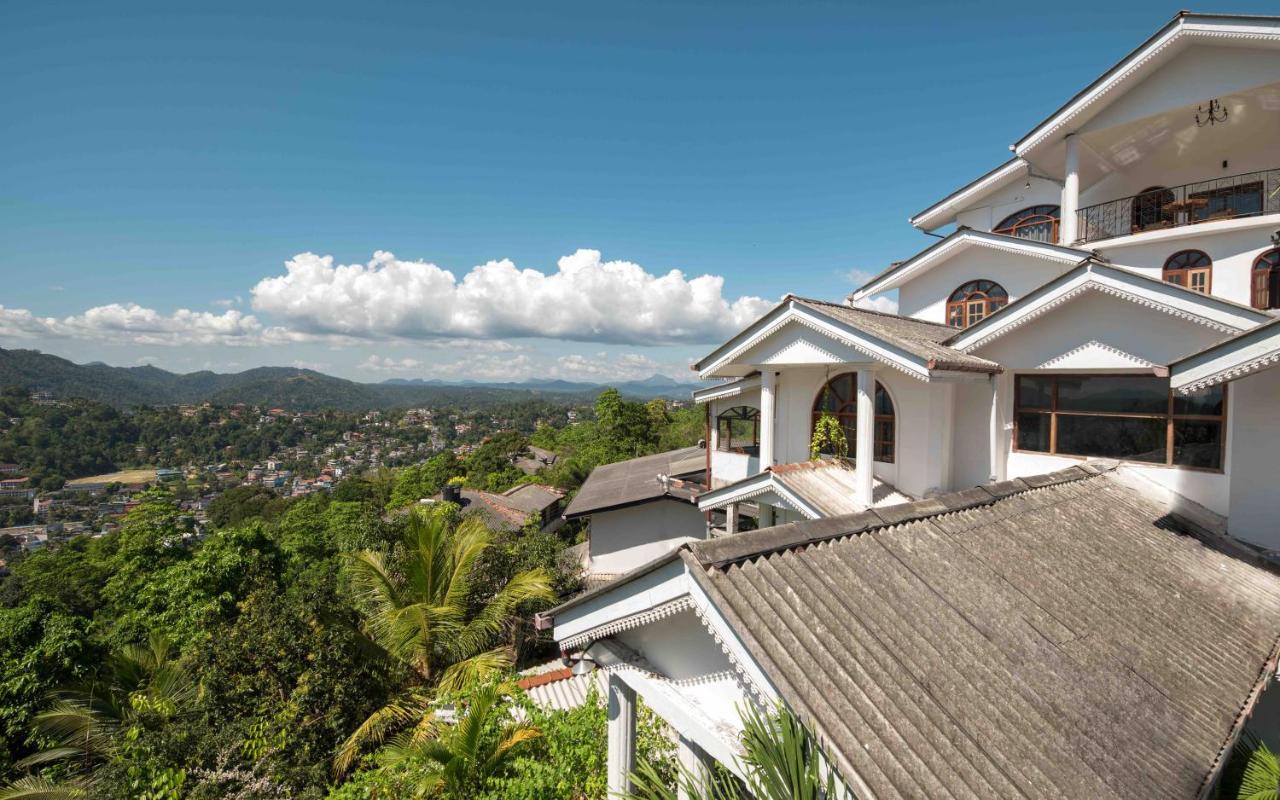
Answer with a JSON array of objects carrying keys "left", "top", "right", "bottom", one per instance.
[{"left": 67, "top": 468, "right": 158, "bottom": 486}]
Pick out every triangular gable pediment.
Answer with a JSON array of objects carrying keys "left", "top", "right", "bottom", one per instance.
[
  {"left": 949, "top": 262, "right": 1269, "bottom": 356},
  {"left": 1037, "top": 340, "right": 1155, "bottom": 370},
  {"left": 851, "top": 229, "right": 1089, "bottom": 300},
  {"left": 735, "top": 321, "right": 871, "bottom": 369}
]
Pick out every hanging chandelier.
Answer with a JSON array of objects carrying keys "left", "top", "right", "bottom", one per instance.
[{"left": 1195, "top": 98, "right": 1228, "bottom": 127}]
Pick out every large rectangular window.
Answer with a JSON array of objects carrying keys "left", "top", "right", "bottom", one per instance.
[{"left": 1014, "top": 374, "right": 1225, "bottom": 470}]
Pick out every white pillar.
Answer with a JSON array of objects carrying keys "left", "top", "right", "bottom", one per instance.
[
  {"left": 677, "top": 735, "right": 709, "bottom": 800},
  {"left": 855, "top": 369, "right": 875, "bottom": 507},
  {"left": 759, "top": 502, "right": 774, "bottom": 528},
  {"left": 607, "top": 672, "right": 636, "bottom": 797},
  {"left": 759, "top": 369, "right": 776, "bottom": 469},
  {"left": 1060, "top": 134, "right": 1079, "bottom": 244},
  {"left": 988, "top": 375, "right": 1005, "bottom": 482},
  {"left": 725, "top": 502, "right": 738, "bottom": 535}
]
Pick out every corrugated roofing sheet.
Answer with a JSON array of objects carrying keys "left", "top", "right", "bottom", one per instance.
[
  {"left": 564, "top": 446, "right": 706, "bottom": 518},
  {"left": 685, "top": 469, "right": 1280, "bottom": 800}
]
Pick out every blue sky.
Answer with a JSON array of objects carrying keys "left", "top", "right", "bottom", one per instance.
[{"left": 3, "top": 1, "right": 1273, "bottom": 383}]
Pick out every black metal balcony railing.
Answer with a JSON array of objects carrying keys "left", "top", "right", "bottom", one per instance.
[{"left": 1075, "top": 168, "right": 1280, "bottom": 244}]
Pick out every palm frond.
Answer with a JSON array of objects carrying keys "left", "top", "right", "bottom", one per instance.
[
  {"left": 0, "top": 776, "right": 89, "bottom": 800},
  {"left": 1240, "top": 738, "right": 1280, "bottom": 800},
  {"left": 333, "top": 690, "right": 433, "bottom": 776},
  {"left": 435, "top": 648, "right": 512, "bottom": 696}
]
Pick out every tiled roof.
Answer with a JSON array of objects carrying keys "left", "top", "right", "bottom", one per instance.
[
  {"left": 563, "top": 446, "right": 706, "bottom": 518},
  {"left": 684, "top": 466, "right": 1280, "bottom": 799},
  {"left": 789, "top": 296, "right": 1001, "bottom": 373}
]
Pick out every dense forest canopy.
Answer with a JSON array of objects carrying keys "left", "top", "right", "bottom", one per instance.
[{"left": 0, "top": 388, "right": 702, "bottom": 799}]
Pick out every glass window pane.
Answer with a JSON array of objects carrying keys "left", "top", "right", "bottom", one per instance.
[
  {"left": 1173, "top": 385, "right": 1224, "bottom": 416},
  {"left": 1016, "top": 376, "right": 1053, "bottom": 409},
  {"left": 1056, "top": 375, "right": 1167, "bottom": 414},
  {"left": 1056, "top": 415, "right": 1166, "bottom": 462},
  {"left": 1173, "top": 420, "right": 1222, "bottom": 469},
  {"left": 1016, "top": 412, "right": 1051, "bottom": 452}
]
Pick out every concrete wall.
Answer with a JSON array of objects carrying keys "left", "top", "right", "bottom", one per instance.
[
  {"left": 588, "top": 500, "right": 706, "bottom": 575},
  {"left": 1227, "top": 367, "right": 1280, "bottom": 549},
  {"left": 955, "top": 176, "right": 1062, "bottom": 234},
  {"left": 897, "top": 246, "right": 1074, "bottom": 325}
]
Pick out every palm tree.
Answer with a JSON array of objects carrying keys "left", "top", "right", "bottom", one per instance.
[
  {"left": 629, "top": 701, "right": 841, "bottom": 800},
  {"left": 376, "top": 681, "right": 540, "bottom": 798},
  {"left": 334, "top": 509, "right": 554, "bottom": 774},
  {"left": 1228, "top": 733, "right": 1280, "bottom": 800},
  {"left": 0, "top": 632, "right": 194, "bottom": 800}
]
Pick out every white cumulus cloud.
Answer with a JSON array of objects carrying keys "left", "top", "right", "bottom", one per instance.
[{"left": 250, "top": 249, "right": 776, "bottom": 346}]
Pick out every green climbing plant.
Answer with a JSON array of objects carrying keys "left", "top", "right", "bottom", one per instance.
[{"left": 809, "top": 412, "right": 847, "bottom": 461}]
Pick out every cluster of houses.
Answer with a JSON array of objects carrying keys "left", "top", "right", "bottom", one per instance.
[{"left": 530, "top": 13, "right": 1280, "bottom": 799}]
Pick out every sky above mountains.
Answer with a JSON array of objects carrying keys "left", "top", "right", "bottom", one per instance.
[{"left": 4, "top": 0, "right": 1276, "bottom": 382}]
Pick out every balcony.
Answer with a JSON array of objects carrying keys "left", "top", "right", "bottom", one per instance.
[{"left": 1075, "top": 168, "right": 1280, "bottom": 244}]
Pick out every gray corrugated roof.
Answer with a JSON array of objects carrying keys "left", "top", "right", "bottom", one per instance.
[
  {"left": 563, "top": 446, "right": 706, "bottom": 518},
  {"left": 789, "top": 296, "right": 1002, "bottom": 373},
  {"left": 685, "top": 467, "right": 1280, "bottom": 800},
  {"left": 769, "top": 460, "right": 911, "bottom": 516},
  {"left": 500, "top": 483, "right": 564, "bottom": 514}
]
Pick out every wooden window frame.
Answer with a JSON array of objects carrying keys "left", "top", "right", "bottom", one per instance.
[
  {"left": 1011, "top": 373, "right": 1226, "bottom": 473},
  {"left": 1162, "top": 249, "right": 1212, "bottom": 294},
  {"left": 946, "top": 280, "right": 1009, "bottom": 329},
  {"left": 1252, "top": 248, "right": 1280, "bottom": 310},
  {"left": 715, "top": 406, "right": 760, "bottom": 454},
  {"left": 811, "top": 373, "right": 895, "bottom": 463},
  {"left": 993, "top": 205, "right": 1061, "bottom": 242}
]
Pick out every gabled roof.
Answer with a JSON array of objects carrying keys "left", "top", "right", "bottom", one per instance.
[
  {"left": 696, "top": 459, "right": 909, "bottom": 518},
  {"left": 945, "top": 260, "right": 1271, "bottom": 353},
  {"left": 562, "top": 446, "right": 705, "bottom": 519},
  {"left": 683, "top": 465, "right": 1280, "bottom": 800},
  {"left": 692, "top": 373, "right": 760, "bottom": 404},
  {"left": 1171, "top": 316, "right": 1280, "bottom": 393},
  {"left": 849, "top": 228, "right": 1094, "bottom": 301},
  {"left": 908, "top": 157, "right": 1029, "bottom": 231},
  {"left": 693, "top": 295, "right": 1000, "bottom": 381},
  {"left": 1014, "top": 12, "right": 1280, "bottom": 157}
]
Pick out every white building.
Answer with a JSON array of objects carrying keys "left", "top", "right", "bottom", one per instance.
[{"left": 539, "top": 12, "right": 1280, "bottom": 799}]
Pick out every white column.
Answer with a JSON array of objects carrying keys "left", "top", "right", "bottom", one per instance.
[
  {"left": 759, "top": 369, "right": 777, "bottom": 469},
  {"left": 725, "top": 502, "right": 738, "bottom": 535},
  {"left": 759, "top": 502, "right": 774, "bottom": 528},
  {"left": 855, "top": 369, "right": 875, "bottom": 507},
  {"left": 1060, "top": 133, "right": 1079, "bottom": 244},
  {"left": 677, "top": 735, "right": 709, "bottom": 800},
  {"left": 607, "top": 672, "right": 636, "bottom": 797},
  {"left": 988, "top": 375, "right": 1005, "bottom": 482}
]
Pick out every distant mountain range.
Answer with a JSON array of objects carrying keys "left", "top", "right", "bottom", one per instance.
[{"left": 0, "top": 348, "right": 694, "bottom": 411}]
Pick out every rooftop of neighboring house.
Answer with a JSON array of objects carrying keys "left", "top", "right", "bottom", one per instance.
[{"left": 563, "top": 445, "right": 707, "bottom": 519}]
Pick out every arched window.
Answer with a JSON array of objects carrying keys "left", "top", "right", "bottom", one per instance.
[
  {"left": 715, "top": 406, "right": 759, "bottom": 455},
  {"left": 946, "top": 280, "right": 1008, "bottom": 329},
  {"left": 994, "top": 205, "right": 1060, "bottom": 242},
  {"left": 1163, "top": 250, "right": 1212, "bottom": 293},
  {"left": 1132, "top": 186, "right": 1175, "bottom": 232},
  {"left": 1253, "top": 249, "right": 1280, "bottom": 310},
  {"left": 812, "top": 373, "right": 895, "bottom": 463}
]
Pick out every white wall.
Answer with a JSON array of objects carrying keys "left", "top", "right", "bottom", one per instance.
[
  {"left": 955, "top": 176, "right": 1063, "bottom": 233},
  {"left": 708, "top": 392, "right": 761, "bottom": 487},
  {"left": 1227, "top": 367, "right": 1280, "bottom": 549},
  {"left": 951, "top": 380, "right": 994, "bottom": 488},
  {"left": 975, "top": 291, "right": 1235, "bottom": 514},
  {"left": 975, "top": 290, "right": 1228, "bottom": 369},
  {"left": 588, "top": 500, "right": 706, "bottom": 575},
  {"left": 1098, "top": 227, "right": 1280, "bottom": 307},
  {"left": 617, "top": 608, "right": 734, "bottom": 680},
  {"left": 769, "top": 365, "right": 952, "bottom": 498},
  {"left": 897, "top": 246, "right": 1074, "bottom": 325}
]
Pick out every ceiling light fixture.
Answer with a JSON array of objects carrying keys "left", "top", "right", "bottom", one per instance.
[{"left": 1195, "top": 98, "right": 1228, "bottom": 127}]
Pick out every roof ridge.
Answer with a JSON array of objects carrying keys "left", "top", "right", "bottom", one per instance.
[
  {"left": 691, "top": 463, "right": 1115, "bottom": 568},
  {"left": 791, "top": 295, "right": 960, "bottom": 331}
]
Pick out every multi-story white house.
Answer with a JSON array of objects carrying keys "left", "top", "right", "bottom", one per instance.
[{"left": 541, "top": 13, "right": 1280, "bottom": 799}]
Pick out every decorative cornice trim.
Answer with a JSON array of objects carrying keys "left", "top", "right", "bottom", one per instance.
[
  {"left": 1036, "top": 340, "right": 1155, "bottom": 370},
  {"left": 559, "top": 597, "right": 693, "bottom": 652},
  {"left": 959, "top": 282, "right": 1239, "bottom": 352},
  {"left": 1175, "top": 349, "right": 1280, "bottom": 393}
]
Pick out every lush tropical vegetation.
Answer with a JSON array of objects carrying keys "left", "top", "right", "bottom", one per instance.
[{"left": 0, "top": 388, "right": 705, "bottom": 798}]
